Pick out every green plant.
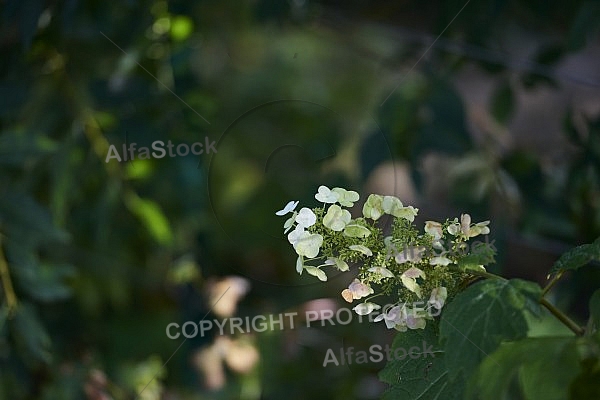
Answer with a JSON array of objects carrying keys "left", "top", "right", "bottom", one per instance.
[{"left": 278, "top": 186, "right": 600, "bottom": 399}]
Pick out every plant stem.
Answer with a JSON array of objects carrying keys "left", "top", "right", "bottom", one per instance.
[
  {"left": 466, "top": 268, "right": 507, "bottom": 281},
  {"left": 0, "top": 238, "right": 18, "bottom": 317},
  {"left": 542, "top": 271, "right": 563, "bottom": 296},
  {"left": 539, "top": 297, "right": 584, "bottom": 336}
]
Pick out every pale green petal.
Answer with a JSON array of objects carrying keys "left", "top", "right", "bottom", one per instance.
[
  {"left": 284, "top": 213, "right": 296, "bottom": 233},
  {"left": 315, "top": 185, "right": 339, "bottom": 203},
  {"left": 353, "top": 302, "right": 380, "bottom": 315},
  {"left": 349, "top": 244, "right": 373, "bottom": 256},
  {"left": 447, "top": 222, "right": 460, "bottom": 236},
  {"left": 389, "top": 205, "right": 418, "bottom": 222},
  {"left": 424, "top": 221, "right": 443, "bottom": 240},
  {"left": 332, "top": 187, "right": 360, "bottom": 207},
  {"left": 362, "top": 194, "right": 384, "bottom": 220},
  {"left": 294, "top": 233, "right": 323, "bottom": 258},
  {"left": 323, "top": 204, "right": 351, "bottom": 231},
  {"left": 304, "top": 266, "right": 327, "bottom": 281},
  {"left": 427, "top": 287, "right": 447, "bottom": 309},
  {"left": 382, "top": 195, "right": 403, "bottom": 213},
  {"left": 400, "top": 267, "right": 425, "bottom": 297},
  {"left": 430, "top": 256, "right": 451, "bottom": 266},
  {"left": 296, "top": 256, "right": 303, "bottom": 275},
  {"left": 343, "top": 223, "right": 371, "bottom": 238},
  {"left": 333, "top": 258, "right": 349, "bottom": 271}
]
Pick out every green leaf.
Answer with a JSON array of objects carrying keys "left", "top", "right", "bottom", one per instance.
[
  {"left": 440, "top": 279, "right": 542, "bottom": 380},
  {"left": 0, "top": 192, "right": 69, "bottom": 245},
  {"left": 547, "top": 237, "right": 600, "bottom": 277},
  {"left": 457, "top": 240, "right": 496, "bottom": 269},
  {"left": 0, "top": 131, "right": 57, "bottom": 165},
  {"left": 380, "top": 324, "right": 464, "bottom": 399},
  {"left": 10, "top": 303, "right": 52, "bottom": 365},
  {"left": 569, "top": 343, "right": 600, "bottom": 400},
  {"left": 124, "top": 193, "right": 173, "bottom": 245},
  {"left": 20, "top": 263, "right": 76, "bottom": 302},
  {"left": 468, "top": 337, "right": 580, "bottom": 400}
]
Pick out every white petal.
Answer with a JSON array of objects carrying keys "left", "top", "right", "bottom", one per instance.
[
  {"left": 348, "top": 279, "right": 374, "bottom": 299},
  {"left": 353, "top": 302, "right": 380, "bottom": 315},
  {"left": 294, "top": 233, "right": 323, "bottom": 258},
  {"left": 296, "top": 256, "right": 303, "bottom": 275},
  {"left": 276, "top": 200, "right": 299, "bottom": 216},
  {"left": 295, "top": 207, "right": 316, "bottom": 228}
]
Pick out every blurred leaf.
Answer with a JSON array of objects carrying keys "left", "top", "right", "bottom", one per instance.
[
  {"left": 125, "top": 159, "right": 154, "bottom": 180},
  {"left": 440, "top": 279, "right": 542, "bottom": 380},
  {"left": 415, "top": 80, "right": 472, "bottom": 156},
  {"left": 0, "top": 131, "right": 57, "bottom": 166},
  {"left": 569, "top": 2, "right": 600, "bottom": 51},
  {"left": 0, "top": 192, "right": 69, "bottom": 245},
  {"left": 170, "top": 16, "right": 194, "bottom": 41},
  {"left": 124, "top": 193, "right": 173, "bottom": 245},
  {"left": 20, "top": 263, "right": 76, "bottom": 302},
  {"left": 167, "top": 255, "right": 200, "bottom": 284},
  {"left": 548, "top": 237, "right": 600, "bottom": 277},
  {"left": 490, "top": 81, "right": 514, "bottom": 124},
  {"left": 10, "top": 303, "right": 52, "bottom": 365}
]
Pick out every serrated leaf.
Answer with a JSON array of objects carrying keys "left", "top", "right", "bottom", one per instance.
[
  {"left": 380, "top": 324, "right": 464, "bottom": 399},
  {"left": 548, "top": 237, "right": 600, "bottom": 277},
  {"left": 304, "top": 266, "right": 327, "bottom": 281},
  {"left": 440, "top": 279, "right": 542, "bottom": 380},
  {"left": 468, "top": 337, "right": 580, "bottom": 400}
]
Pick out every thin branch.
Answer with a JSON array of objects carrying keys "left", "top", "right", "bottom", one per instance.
[{"left": 539, "top": 297, "right": 584, "bottom": 336}]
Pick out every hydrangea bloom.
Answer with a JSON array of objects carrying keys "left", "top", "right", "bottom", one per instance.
[
  {"left": 323, "top": 204, "right": 351, "bottom": 231},
  {"left": 277, "top": 186, "right": 496, "bottom": 332},
  {"left": 315, "top": 185, "right": 339, "bottom": 203},
  {"left": 332, "top": 187, "right": 359, "bottom": 207}
]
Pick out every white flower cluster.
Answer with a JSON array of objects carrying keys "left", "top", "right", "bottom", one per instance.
[{"left": 276, "top": 186, "right": 493, "bottom": 332}]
